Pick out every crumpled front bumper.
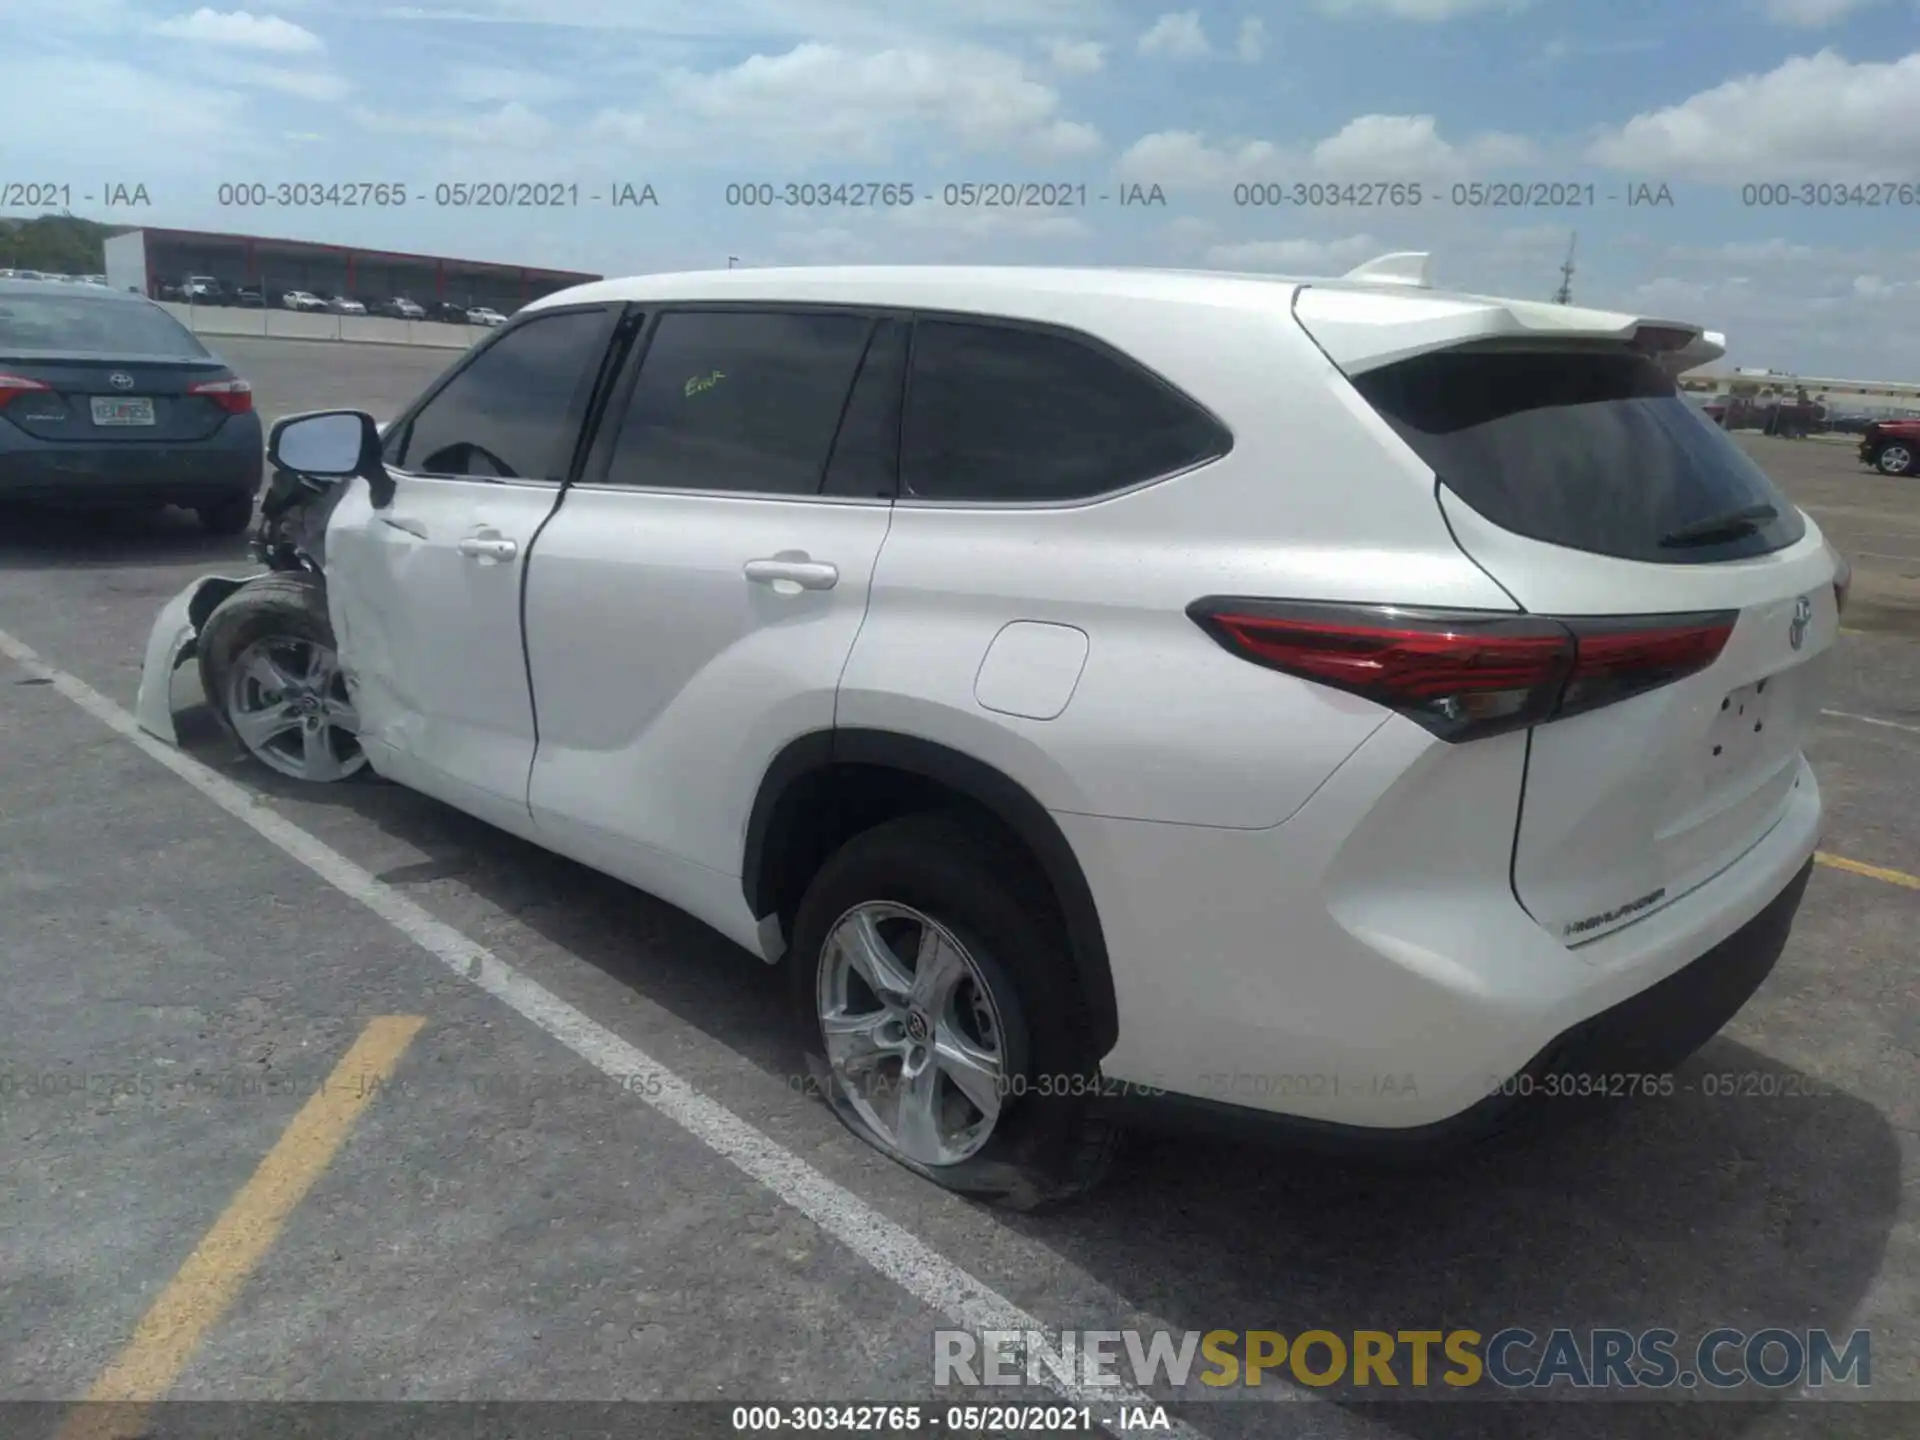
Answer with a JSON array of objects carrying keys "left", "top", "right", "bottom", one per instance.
[{"left": 134, "top": 573, "right": 255, "bottom": 743}]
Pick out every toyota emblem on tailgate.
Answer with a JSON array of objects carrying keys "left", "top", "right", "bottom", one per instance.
[
  {"left": 1789, "top": 595, "right": 1813, "bottom": 650},
  {"left": 108, "top": 372, "right": 135, "bottom": 390}
]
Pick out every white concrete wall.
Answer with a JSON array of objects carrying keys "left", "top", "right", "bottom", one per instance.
[{"left": 158, "top": 302, "right": 479, "bottom": 351}]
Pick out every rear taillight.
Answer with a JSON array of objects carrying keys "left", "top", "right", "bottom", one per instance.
[
  {"left": 189, "top": 376, "right": 253, "bottom": 414},
  {"left": 1188, "top": 599, "right": 1736, "bottom": 742},
  {"left": 1832, "top": 551, "right": 1852, "bottom": 616},
  {"left": 0, "top": 372, "right": 51, "bottom": 407}
]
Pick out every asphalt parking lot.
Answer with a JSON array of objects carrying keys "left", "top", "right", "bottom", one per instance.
[{"left": 1, "top": 339, "right": 1916, "bottom": 1440}]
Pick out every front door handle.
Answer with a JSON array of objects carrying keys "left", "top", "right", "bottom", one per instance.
[
  {"left": 744, "top": 557, "right": 838, "bottom": 591},
  {"left": 457, "top": 535, "right": 519, "bottom": 562}
]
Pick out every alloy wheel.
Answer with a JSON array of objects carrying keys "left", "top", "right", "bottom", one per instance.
[
  {"left": 224, "top": 634, "right": 366, "bottom": 782},
  {"left": 816, "top": 902, "right": 1011, "bottom": 1167}
]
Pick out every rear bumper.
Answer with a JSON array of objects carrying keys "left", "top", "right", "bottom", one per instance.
[
  {"left": 1099, "top": 856, "right": 1813, "bottom": 1159},
  {"left": 0, "top": 422, "right": 263, "bottom": 505},
  {"left": 1068, "top": 713, "right": 1823, "bottom": 1139}
]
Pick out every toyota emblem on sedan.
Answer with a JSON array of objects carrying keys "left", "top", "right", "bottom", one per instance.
[
  {"left": 108, "top": 372, "right": 135, "bottom": 390},
  {"left": 1789, "top": 595, "right": 1813, "bottom": 650}
]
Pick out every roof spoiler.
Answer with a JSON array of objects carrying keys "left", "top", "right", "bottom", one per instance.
[
  {"left": 1655, "top": 328, "right": 1727, "bottom": 376},
  {"left": 1339, "top": 252, "right": 1434, "bottom": 289}
]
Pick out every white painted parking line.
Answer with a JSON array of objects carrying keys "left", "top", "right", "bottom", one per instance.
[
  {"left": 0, "top": 624, "right": 1247, "bottom": 1437},
  {"left": 1822, "top": 707, "right": 1920, "bottom": 737}
]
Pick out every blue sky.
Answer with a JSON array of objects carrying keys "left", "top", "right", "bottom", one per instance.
[{"left": 3, "top": 0, "right": 1917, "bottom": 376}]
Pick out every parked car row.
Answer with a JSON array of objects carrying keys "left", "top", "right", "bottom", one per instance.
[
  {"left": 156, "top": 277, "right": 511, "bottom": 325},
  {"left": 0, "top": 268, "right": 109, "bottom": 286}
]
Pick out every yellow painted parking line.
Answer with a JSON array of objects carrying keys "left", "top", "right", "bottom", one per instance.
[
  {"left": 58, "top": 1016, "right": 424, "bottom": 1440},
  {"left": 1816, "top": 851, "right": 1920, "bottom": 891}
]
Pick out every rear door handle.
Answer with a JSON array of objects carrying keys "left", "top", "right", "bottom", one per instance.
[
  {"left": 457, "top": 535, "right": 519, "bottom": 562},
  {"left": 744, "top": 557, "right": 838, "bottom": 591}
]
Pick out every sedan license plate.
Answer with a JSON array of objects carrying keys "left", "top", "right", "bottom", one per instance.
[{"left": 90, "top": 396, "right": 155, "bottom": 426}]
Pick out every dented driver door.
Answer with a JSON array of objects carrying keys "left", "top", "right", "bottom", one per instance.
[{"left": 324, "top": 305, "right": 621, "bottom": 833}]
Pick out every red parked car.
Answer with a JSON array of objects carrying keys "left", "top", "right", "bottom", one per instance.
[{"left": 1860, "top": 419, "right": 1920, "bottom": 476}]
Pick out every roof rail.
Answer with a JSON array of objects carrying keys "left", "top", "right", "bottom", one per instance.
[{"left": 1339, "top": 251, "right": 1434, "bottom": 288}]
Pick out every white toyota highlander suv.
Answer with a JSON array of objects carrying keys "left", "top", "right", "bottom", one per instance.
[{"left": 137, "top": 256, "right": 1844, "bottom": 1209}]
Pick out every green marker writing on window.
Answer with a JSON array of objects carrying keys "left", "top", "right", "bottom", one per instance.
[{"left": 685, "top": 370, "right": 725, "bottom": 397}]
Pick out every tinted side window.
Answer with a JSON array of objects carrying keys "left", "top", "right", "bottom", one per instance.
[
  {"left": 606, "top": 309, "right": 875, "bottom": 495},
  {"left": 397, "top": 309, "right": 610, "bottom": 480},
  {"left": 900, "top": 320, "right": 1229, "bottom": 502},
  {"left": 822, "top": 319, "right": 907, "bottom": 499},
  {"left": 1351, "top": 348, "right": 1808, "bottom": 564}
]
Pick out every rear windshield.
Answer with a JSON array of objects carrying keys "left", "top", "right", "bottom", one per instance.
[
  {"left": 0, "top": 293, "right": 212, "bottom": 358},
  {"left": 1351, "top": 347, "right": 1807, "bottom": 564}
]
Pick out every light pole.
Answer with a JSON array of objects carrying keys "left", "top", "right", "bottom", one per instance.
[{"left": 727, "top": 256, "right": 739, "bottom": 269}]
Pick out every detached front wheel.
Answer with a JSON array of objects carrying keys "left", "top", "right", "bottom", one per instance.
[{"left": 197, "top": 572, "right": 367, "bottom": 783}]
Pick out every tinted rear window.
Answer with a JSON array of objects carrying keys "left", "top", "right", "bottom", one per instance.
[
  {"left": 1352, "top": 348, "right": 1806, "bottom": 564},
  {"left": 0, "top": 293, "right": 211, "bottom": 357},
  {"left": 901, "top": 320, "right": 1230, "bottom": 502}
]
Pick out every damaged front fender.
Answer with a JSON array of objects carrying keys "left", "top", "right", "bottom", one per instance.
[{"left": 133, "top": 574, "right": 256, "bottom": 744}]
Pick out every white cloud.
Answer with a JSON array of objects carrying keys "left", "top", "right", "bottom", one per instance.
[
  {"left": 368, "top": 0, "right": 1115, "bottom": 43},
  {"left": 1314, "top": 0, "right": 1529, "bottom": 18},
  {"left": 1676, "top": 238, "right": 1822, "bottom": 264},
  {"left": 1589, "top": 49, "right": 1920, "bottom": 181},
  {"left": 1204, "top": 234, "right": 1383, "bottom": 270},
  {"left": 1235, "top": 17, "right": 1266, "bottom": 61},
  {"left": 1759, "top": 0, "right": 1882, "bottom": 25},
  {"left": 0, "top": 56, "right": 257, "bottom": 161},
  {"left": 1046, "top": 37, "right": 1105, "bottom": 73},
  {"left": 887, "top": 204, "right": 1094, "bottom": 243},
  {"left": 153, "top": 8, "right": 324, "bottom": 52},
  {"left": 1312, "top": 113, "right": 1538, "bottom": 173},
  {"left": 1163, "top": 215, "right": 1219, "bottom": 246},
  {"left": 1117, "top": 130, "right": 1286, "bottom": 187},
  {"left": 1611, "top": 263, "right": 1920, "bottom": 378},
  {"left": 1119, "top": 115, "right": 1539, "bottom": 191},
  {"left": 586, "top": 42, "right": 1098, "bottom": 165},
  {"left": 1138, "top": 11, "right": 1210, "bottom": 58},
  {"left": 352, "top": 100, "right": 555, "bottom": 146}
]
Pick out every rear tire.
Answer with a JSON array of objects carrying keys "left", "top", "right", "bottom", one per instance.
[
  {"left": 196, "top": 492, "right": 256, "bottom": 535},
  {"left": 197, "top": 572, "right": 367, "bottom": 783},
  {"left": 788, "top": 811, "right": 1119, "bottom": 1211}
]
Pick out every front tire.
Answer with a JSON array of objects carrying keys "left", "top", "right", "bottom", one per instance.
[
  {"left": 789, "top": 811, "right": 1119, "bottom": 1210},
  {"left": 196, "top": 572, "right": 367, "bottom": 783},
  {"left": 1873, "top": 442, "right": 1915, "bottom": 476}
]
